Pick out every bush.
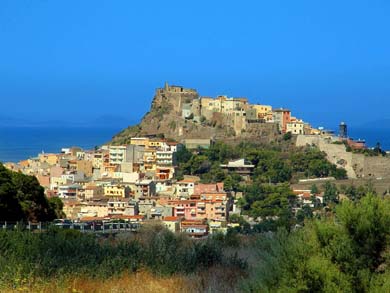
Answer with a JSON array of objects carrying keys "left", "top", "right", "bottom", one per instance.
[{"left": 283, "top": 132, "right": 292, "bottom": 141}]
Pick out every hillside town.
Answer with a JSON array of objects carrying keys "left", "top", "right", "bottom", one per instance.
[
  {"left": 4, "top": 138, "right": 236, "bottom": 235},
  {"left": 3, "top": 84, "right": 357, "bottom": 237},
  {"left": 4, "top": 84, "right": 380, "bottom": 237},
  {"left": 2, "top": 84, "right": 390, "bottom": 291}
]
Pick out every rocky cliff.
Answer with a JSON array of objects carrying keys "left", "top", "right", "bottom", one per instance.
[{"left": 111, "top": 83, "right": 280, "bottom": 144}]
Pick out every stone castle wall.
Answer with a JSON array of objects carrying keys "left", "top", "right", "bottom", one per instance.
[{"left": 296, "top": 135, "right": 390, "bottom": 179}]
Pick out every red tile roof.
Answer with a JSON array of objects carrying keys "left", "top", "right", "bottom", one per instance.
[{"left": 163, "top": 216, "right": 181, "bottom": 222}]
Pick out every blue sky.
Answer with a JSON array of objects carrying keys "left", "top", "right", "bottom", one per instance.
[{"left": 0, "top": 0, "right": 389, "bottom": 129}]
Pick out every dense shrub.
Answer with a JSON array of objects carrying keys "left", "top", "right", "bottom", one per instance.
[{"left": 242, "top": 194, "right": 390, "bottom": 292}]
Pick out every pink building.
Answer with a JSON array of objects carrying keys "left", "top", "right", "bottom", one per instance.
[
  {"left": 194, "top": 182, "right": 224, "bottom": 194},
  {"left": 169, "top": 198, "right": 227, "bottom": 221}
]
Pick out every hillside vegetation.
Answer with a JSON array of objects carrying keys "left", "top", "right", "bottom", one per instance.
[
  {"left": 243, "top": 193, "right": 390, "bottom": 292},
  {"left": 176, "top": 141, "right": 347, "bottom": 185}
]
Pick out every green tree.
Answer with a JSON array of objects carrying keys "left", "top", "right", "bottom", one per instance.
[
  {"left": 310, "top": 184, "right": 319, "bottom": 195},
  {"left": 323, "top": 181, "right": 339, "bottom": 206},
  {"left": 223, "top": 173, "right": 241, "bottom": 191},
  {"left": 0, "top": 163, "right": 56, "bottom": 222},
  {"left": 48, "top": 197, "right": 66, "bottom": 219},
  {"left": 296, "top": 204, "right": 313, "bottom": 224},
  {"left": 0, "top": 164, "right": 23, "bottom": 221},
  {"left": 12, "top": 172, "right": 55, "bottom": 222},
  {"left": 176, "top": 146, "right": 192, "bottom": 164},
  {"left": 283, "top": 132, "right": 292, "bottom": 141}
]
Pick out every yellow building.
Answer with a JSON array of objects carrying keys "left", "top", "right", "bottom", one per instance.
[
  {"left": 209, "top": 221, "right": 228, "bottom": 234},
  {"left": 104, "top": 185, "right": 130, "bottom": 198},
  {"left": 163, "top": 216, "right": 181, "bottom": 233},
  {"left": 76, "top": 160, "right": 93, "bottom": 177},
  {"left": 92, "top": 152, "right": 105, "bottom": 169},
  {"left": 143, "top": 148, "right": 157, "bottom": 171},
  {"left": 130, "top": 137, "right": 150, "bottom": 147},
  {"left": 252, "top": 104, "right": 273, "bottom": 120},
  {"left": 39, "top": 153, "right": 59, "bottom": 165},
  {"left": 200, "top": 96, "right": 248, "bottom": 115},
  {"left": 310, "top": 128, "right": 321, "bottom": 135},
  {"left": 148, "top": 139, "right": 167, "bottom": 148}
]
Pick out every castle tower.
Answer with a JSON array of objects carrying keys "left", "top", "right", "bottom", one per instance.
[
  {"left": 164, "top": 81, "right": 169, "bottom": 91},
  {"left": 339, "top": 122, "right": 348, "bottom": 138}
]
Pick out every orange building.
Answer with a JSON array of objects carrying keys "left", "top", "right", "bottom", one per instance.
[{"left": 273, "top": 108, "right": 291, "bottom": 133}]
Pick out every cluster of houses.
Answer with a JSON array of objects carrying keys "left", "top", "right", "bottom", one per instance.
[{"left": 4, "top": 137, "right": 258, "bottom": 237}]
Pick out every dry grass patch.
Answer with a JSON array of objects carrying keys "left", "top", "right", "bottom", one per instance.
[{"left": 3, "top": 271, "right": 190, "bottom": 293}]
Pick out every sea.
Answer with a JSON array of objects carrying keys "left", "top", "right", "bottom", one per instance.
[
  {"left": 348, "top": 128, "right": 390, "bottom": 151},
  {"left": 0, "top": 126, "right": 123, "bottom": 163},
  {"left": 0, "top": 126, "right": 389, "bottom": 163}
]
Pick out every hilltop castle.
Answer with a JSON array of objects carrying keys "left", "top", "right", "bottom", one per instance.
[
  {"left": 157, "top": 82, "right": 313, "bottom": 135},
  {"left": 111, "top": 83, "right": 316, "bottom": 144}
]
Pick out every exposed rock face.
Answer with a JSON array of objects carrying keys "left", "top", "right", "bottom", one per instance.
[{"left": 111, "top": 83, "right": 280, "bottom": 144}]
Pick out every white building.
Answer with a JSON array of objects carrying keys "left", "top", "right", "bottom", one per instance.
[
  {"left": 286, "top": 120, "right": 305, "bottom": 135},
  {"left": 156, "top": 150, "right": 176, "bottom": 167},
  {"left": 109, "top": 145, "right": 144, "bottom": 165},
  {"left": 58, "top": 184, "right": 82, "bottom": 199}
]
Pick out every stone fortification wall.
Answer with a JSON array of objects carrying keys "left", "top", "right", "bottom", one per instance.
[
  {"left": 296, "top": 135, "right": 390, "bottom": 179},
  {"left": 363, "top": 157, "right": 390, "bottom": 179},
  {"left": 243, "top": 122, "right": 279, "bottom": 141},
  {"left": 296, "top": 135, "right": 356, "bottom": 178},
  {"left": 155, "top": 85, "right": 199, "bottom": 114}
]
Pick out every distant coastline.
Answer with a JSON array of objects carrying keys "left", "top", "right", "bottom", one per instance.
[
  {"left": 0, "top": 125, "right": 389, "bottom": 164},
  {"left": 0, "top": 125, "right": 122, "bottom": 163}
]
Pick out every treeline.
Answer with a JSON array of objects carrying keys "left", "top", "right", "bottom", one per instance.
[
  {"left": 242, "top": 193, "right": 390, "bottom": 292},
  {"left": 176, "top": 141, "right": 347, "bottom": 187},
  {"left": 0, "top": 163, "right": 62, "bottom": 222}
]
